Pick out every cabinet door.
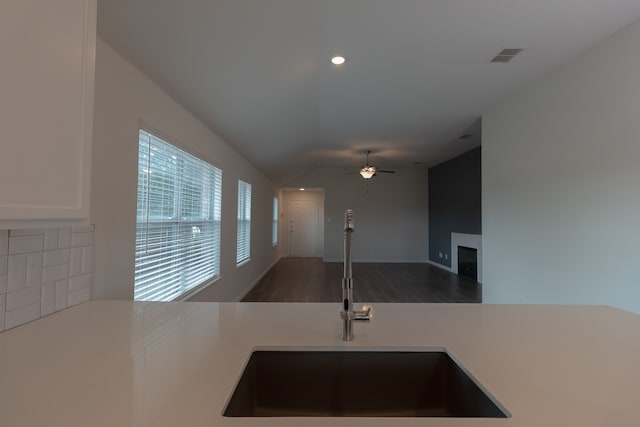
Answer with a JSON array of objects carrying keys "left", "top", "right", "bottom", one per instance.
[{"left": 0, "top": 0, "right": 96, "bottom": 225}]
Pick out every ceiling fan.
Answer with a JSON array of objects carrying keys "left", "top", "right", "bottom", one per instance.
[{"left": 358, "top": 150, "right": 396, "bottom": 179}]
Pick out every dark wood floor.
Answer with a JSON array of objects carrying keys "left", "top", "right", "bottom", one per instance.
[{"left": 241, "top": 257, "right": 481, "bottom": 303}]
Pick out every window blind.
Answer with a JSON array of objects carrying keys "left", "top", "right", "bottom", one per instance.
[
  {"left": 236, "top": 180, "right": 252, "bottom": 264},
  {"left": 272, "top": 196, "right": 278, "bottom": 246},
  {"left": 135, "top": 129, "right": 222, "bottom": 302}
]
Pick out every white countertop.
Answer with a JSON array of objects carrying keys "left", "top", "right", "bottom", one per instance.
[{"left": 0, "top": 301, "right": 639, "bottom": 426}]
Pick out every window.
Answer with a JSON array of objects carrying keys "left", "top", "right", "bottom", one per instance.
[
  {"left": 135, "top": 129, "right": 222, "bottom": 301},
  {"left": 272, "top": 196, "right": 279, "bottom": 246},
  {"left": 236, "top": 180, "right": 252, "bottom": 265}
]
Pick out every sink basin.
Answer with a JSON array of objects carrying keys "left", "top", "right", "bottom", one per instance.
[{"left": 223, "top": 350, "right": 509, "bottom": 417}]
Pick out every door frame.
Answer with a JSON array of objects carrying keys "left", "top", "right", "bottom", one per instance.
[
  {"left": 288, "top": 199, "right": 317, "bottom": 256},
  {"left": 281, "top": 188, "right": 325, "bottom": 258}
]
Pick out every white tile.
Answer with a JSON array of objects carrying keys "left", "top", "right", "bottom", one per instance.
[
  {"left": 6, "top": 286, "right": 41, "bottom": 311},
  {"left": 69, "top": 273, "right": 91, "bottom": 291},
  {"left": 69, "top": 247, "right": 82, "bottom": 277},
  {"left": 58, "top": 228, "right": 72, "bottom": 248},
  {"left": 44, "top": 228, "right": 59, "bottom": 250},
  {"left": 55, "top": 280, "right": 68, "bottom": 312},
  {"left": 43, "top": 249, "right": 70, "bottom": 267},
  {"left": 68, "top": 287, "right": 91, "bottom": 307},
  {"left": 9, "top": 228, "right": 44, "bottom": 236},
  {"left": 71, "top": 232, "right": 94, "bottom": 248},
  {"left": 26, "top": 253, "right": 43, "bottom": 287},
  {"left": 7, "top": 254, "right": 27, "bottom": 291},
  {"left": 0, "top": 295, "right": 5, "bottom": 332},
  {"left": 5, "top": 302, "right": 40, "bottom": 329},
  {"left": 81, "top": 247, "right": 93, "bottom": 274},
  {"left": 0, "top": 255, "right": 7, "bottom": 275},
  {"left": 71, "top": 225, "right": 95, "bottom": 233},
  {"left": 9, "top": 235, "right": 44, "bottom": 255},
  {"left": 0, "top": 255, "right": 5, "bottom": 295},
  {"left": 0, "top": 230, "right": 8, "bottom": 256},
  {"left": 42, "top": 263, "right": 69, "bottom": 284},
  {"left": 41, "top": 283, "right": 55, "bottom": 316}
]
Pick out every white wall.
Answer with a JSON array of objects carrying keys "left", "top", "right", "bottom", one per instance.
[
  {"left": 483, "top": 19, "right": 640, "bottom": 313},
  {"left": 91, "top": 39, "right": 279, "bottom": 302},
  {"left": 285, "top": 168, "right": 429, "bottom": 262}
]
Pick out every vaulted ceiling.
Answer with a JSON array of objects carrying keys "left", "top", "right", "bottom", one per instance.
[{"left": 97, "top": 0, "right": 640, "bottom": 184}]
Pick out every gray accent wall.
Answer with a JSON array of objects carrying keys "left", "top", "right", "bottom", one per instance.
[{"left": 428, "top": 147, "right": 481, "bottom": 268}]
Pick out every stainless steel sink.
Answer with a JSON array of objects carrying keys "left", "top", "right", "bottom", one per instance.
[{"left": 223, "top": 350, "right": 509, "bottom": 417}]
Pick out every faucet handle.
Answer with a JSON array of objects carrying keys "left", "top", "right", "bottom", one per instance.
[{"left": 353, "top": 305, "right": 372, "bottom": 321}]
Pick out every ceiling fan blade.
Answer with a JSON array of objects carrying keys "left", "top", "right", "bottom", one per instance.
[{"left": 377, "top": 170, "right": 396, "bottom": 174}]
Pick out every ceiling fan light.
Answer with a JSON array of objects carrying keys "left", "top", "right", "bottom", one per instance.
[{"left": 360, "top": 165, "right": 376, "bottom": 179}]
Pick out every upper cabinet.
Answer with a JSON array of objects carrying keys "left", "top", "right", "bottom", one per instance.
[{"left": 0, "top": 0, "right": 97, "bottom": 227}]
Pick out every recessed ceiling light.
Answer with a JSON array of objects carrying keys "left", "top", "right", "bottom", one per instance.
[
  {"left": 299, "top": 188, "right": 305, "bottom": 191},
  {"left": 331, "top": 56, "right": 346, "bottom": 65}
]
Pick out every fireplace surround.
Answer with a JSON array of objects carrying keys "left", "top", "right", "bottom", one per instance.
[{"left": 451, "top": 233, "right": 482, "bottom": 283}]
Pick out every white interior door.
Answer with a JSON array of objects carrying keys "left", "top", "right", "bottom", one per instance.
[{"left": 289, "top": 200, "right": 317, "bottom": 256}]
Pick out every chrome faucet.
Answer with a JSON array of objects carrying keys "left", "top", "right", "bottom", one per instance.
[{"left": 340, "top": 209, "right": 372, "bottom": 341}]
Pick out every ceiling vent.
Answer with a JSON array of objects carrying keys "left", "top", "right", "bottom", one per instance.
[{"left": 490, "top": 48, "right": 525, "bottom": 63}]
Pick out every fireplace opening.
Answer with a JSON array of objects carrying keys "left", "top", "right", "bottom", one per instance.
[{"left": 457, "top": 246, "right": 478, "bottom": 281}]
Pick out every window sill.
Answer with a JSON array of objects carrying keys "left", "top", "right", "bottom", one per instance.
[
  {"left": 175, "top": 276, "right": 221, "bottom": 301},
  {"left": 236, "top": 258, "right": 251, "bottom": 268}
]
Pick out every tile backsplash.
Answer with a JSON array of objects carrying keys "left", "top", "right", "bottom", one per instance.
[{"left": 0, "top": 225, "right": 94, "bottom": 332}]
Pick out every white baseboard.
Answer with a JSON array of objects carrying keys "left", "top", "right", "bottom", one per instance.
[
  {"left": 234, "top": 255, "right": 283, "bottom": 301},
  {"left": 427, "top": 259, "right": 453, "bottom": 272}
]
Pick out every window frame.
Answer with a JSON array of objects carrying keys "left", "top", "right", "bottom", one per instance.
[
  {"left": 236, "top": 179, "right": 252, "bottom": 265},
  {"left": 134, "top": 128, "right": 223, "bottom": 302},
  {"left": 272, "top": 196, "right": 279, "bottom": 246}
]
